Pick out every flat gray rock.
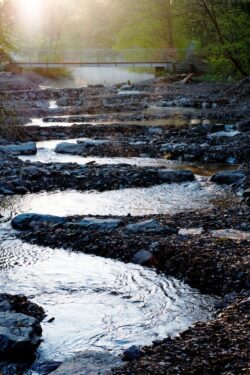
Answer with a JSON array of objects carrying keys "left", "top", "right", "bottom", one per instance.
[
  {"left": 178, "top": 227, "right": 204, "bottom": 236},
  {"left": 0, "top": 312, "right": 42, "bottom": 360},
  {"left": 0, "top": 142, "right": 37, "bottom": 155},
  {"left": 55, "top": 142, "right": 85, "bottom": 155},
  {"left": 79, "top": 217, "right": 121, "bottom": 231},
  {"left": 50, "top": 351, "right": 123, "bottom": 375},
  {"left": 77, "top": 139, "right": 110, "bottom": 145},
  {"left": 211, "top": 229, "right": 250, "bottom": 241},
  {"left": 12, "top": 213, "right": 65, "bottom": 230},
  {"left": 126, "top": 219, "right": 173, "bottom": 234}
]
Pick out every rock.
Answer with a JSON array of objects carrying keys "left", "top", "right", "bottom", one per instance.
[
  {"left": 208, "top": 130, "right": 240, "bottom": 139},
  {"left": 55, "top": 142, "right": 85, "bottom": 155},
  {"left": 160, "top": 143, "right": 187, "bottom": 154},
  {"left": 178, "top": 228, "right": 203, "bottom": 236},
  {"left": 243, "top": 188, "right": 250, "bottom": 197},
  {"left": 0, "top": 142, "right": 37, "bottom": 156},
  {"left": 12, "top": 213, "right": 66, "bottom": 230},
  {"left": 237, "top": 119, "right": 250, "bottom": 132},
  {"left": 226, "top": 156, "right": 237, "bottom": 164},
  {"left": 211, "top": 229, "right": 250, "bottom": 241},
  {"left": 210, "top": 171, "right": 245, "bottom": 185},
  {"left": 50, "top": 351, "right": 123, "bottom": 375},
  {"left": 123, "top": 345, "right": 142, "bottom": 361},
  {"left": 148, "top": 127, "right": 163, "bottom": 135},
  {"left": 0, "top": 300, "right": 11, "bottom": 313},
  {"left": 132, "top": 250, "right": 154, "bottom": 266},
  {"left": 126, "top": 219, "right": 174, "bottom": 234},
  {"left": 78, "top": 217, "right": 121, "bottom": 231},
  {"left": 0, "top": 312, "right": 42, "bottom": 360},
  {"left": 32, "top": 361, "right": 62, "bottom": 375},
  {"left": 77, "top": 139, "right": 110, "bottom": 146},
  {"left": 158, "top": 169, "right": 194, "bottom": 183}
]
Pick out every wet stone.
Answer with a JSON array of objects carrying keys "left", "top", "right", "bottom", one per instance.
[
  {"left": 54, "top": 142, "right": 85, "bottom": 155},
  {"left": 210, "top": 171, "right": 245, "bottom": 185},
  {"left": 78, "top": 217, "right": 122, "bottom": 231},
  {"left": 50, "top": 351, "right": 123, "bottom": 375},
  {"left": 132, "top": 250, "right": 155, "bottom": 266},
  {"left": 123, "top": 345, "right": 142, "bottom": 361},
  {"left": 0, "top": 312, "right": 42, "bottom": 360},
  {"left": 12, "top": 213, "right": 66, "bottom": 231},
  {"left": 125, "top": 219, "right": 174, "bottom": 234},
  {"left": 0, "top": 142, "right": 37, "bottom": 156}
]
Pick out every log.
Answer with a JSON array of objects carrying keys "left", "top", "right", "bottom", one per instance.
[{"left": 181, "top": 73, "right": 194, "bottom": 84}]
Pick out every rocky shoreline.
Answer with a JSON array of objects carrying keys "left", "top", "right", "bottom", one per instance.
[{"left": 0, "top": 75, "right": 249, "bottom": 374}]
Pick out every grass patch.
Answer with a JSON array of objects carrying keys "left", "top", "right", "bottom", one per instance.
[{"left": 192, "top": 72, "right": 237, "bottom": 83}]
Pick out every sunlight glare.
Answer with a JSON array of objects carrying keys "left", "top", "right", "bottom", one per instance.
[{"left": 17, "top": 0, "right": 42, "bottom": 25}]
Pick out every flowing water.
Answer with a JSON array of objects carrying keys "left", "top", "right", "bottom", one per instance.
[
  {"left": 1, "top": 179, "right": 224, "bottom": 218},
  {"left": 19, "top": 139, "right": 238, "bottom": 173},
  {"left": 19, "top": 138, "right": 178, "bottom": 166},
  {"left": 0, "top": 224, "right": 217, "bottom": 365}
]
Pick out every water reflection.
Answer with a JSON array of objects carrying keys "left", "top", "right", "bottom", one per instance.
[
  {"left": 2, "top": 181, "right": 224, "bottom": 217},
  {"left": 0, "top": 239, "right": 217, "bottom": 361}
]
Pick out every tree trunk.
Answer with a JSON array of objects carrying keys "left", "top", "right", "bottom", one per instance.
[
  {"left": 202, "top": 0, "right": 248, "bottom": 76},
  {"left": 166, "top": 0, "right": 174, "bottom": 48}
]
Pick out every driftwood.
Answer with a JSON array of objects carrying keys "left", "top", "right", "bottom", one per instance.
[{"left": 181, "top": 73, "right": 194, "bottom": 84}]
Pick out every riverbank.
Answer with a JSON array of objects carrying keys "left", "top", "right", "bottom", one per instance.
[{"left": 0, "top": 74, "right": 249, "bottom": 374}]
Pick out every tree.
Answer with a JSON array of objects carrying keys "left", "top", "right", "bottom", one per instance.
[
  {"left": 179, "top": 0, "right": 250, "bottom": 76},
  {"left": 0, "top": 0, "right": 14, "bottom": 63}
]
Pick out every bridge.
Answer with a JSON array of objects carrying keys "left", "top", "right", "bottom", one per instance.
[{"left": 7, "top": 48, "right": 193, "bottom": 72}]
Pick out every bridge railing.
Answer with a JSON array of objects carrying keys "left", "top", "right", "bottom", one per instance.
[{"left": 12, "top": 48, "right": 187, "bottom": 65}]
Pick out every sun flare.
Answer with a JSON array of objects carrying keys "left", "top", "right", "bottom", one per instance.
[{"left": 17, "top": 0, "right": 42, "bottom": 24}]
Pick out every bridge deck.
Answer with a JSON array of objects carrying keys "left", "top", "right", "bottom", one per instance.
[
  {"left": 7, "top": 48, "right": 192, "bottom": 71},
  {"left": 14, "top": 61, "right": 174, "bottom": 68}
]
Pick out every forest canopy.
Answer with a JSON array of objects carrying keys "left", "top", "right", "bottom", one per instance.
[{"left": 0, "top": 0, "right": 249, "bottom": 77}]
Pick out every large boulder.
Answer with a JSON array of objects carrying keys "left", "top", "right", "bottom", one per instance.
[
  {"left": 55, "top": 142, "right": 85, "bottom": 155},
  {"left": 210, "top": 171, "right": 245, "bottom": 185},
  {"left": 0, "top": 142, "right": 37, "bottom": 156},
  {"left": 78, "top": 217, "right": 122, "bottom": 231},
  {"left": 50, "top": 351, "right": 123, "bottom": 375},
  {"left": 12, "top": 213, "right": 66, "bottom": 230},
  {"left": 158, "top": 169, "right": 194, "bottom": 183},
  {"left": 0, "top": 312, "right": 42, "bottom": 360}
]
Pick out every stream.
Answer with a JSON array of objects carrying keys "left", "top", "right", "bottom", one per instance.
[
  {"left": 0, "top": 227, "right": 217, "bottom": 367},
  {"left": 0, "top": 80, "right": 233, "bottom": 373}
]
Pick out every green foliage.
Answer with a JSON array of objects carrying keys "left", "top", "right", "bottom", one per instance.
[
  {"left": 2, "top": 0, "right": 250, "bottom": 78},
  {"left": 0, "top": 0, "right": 14, "bottom": 63}
]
